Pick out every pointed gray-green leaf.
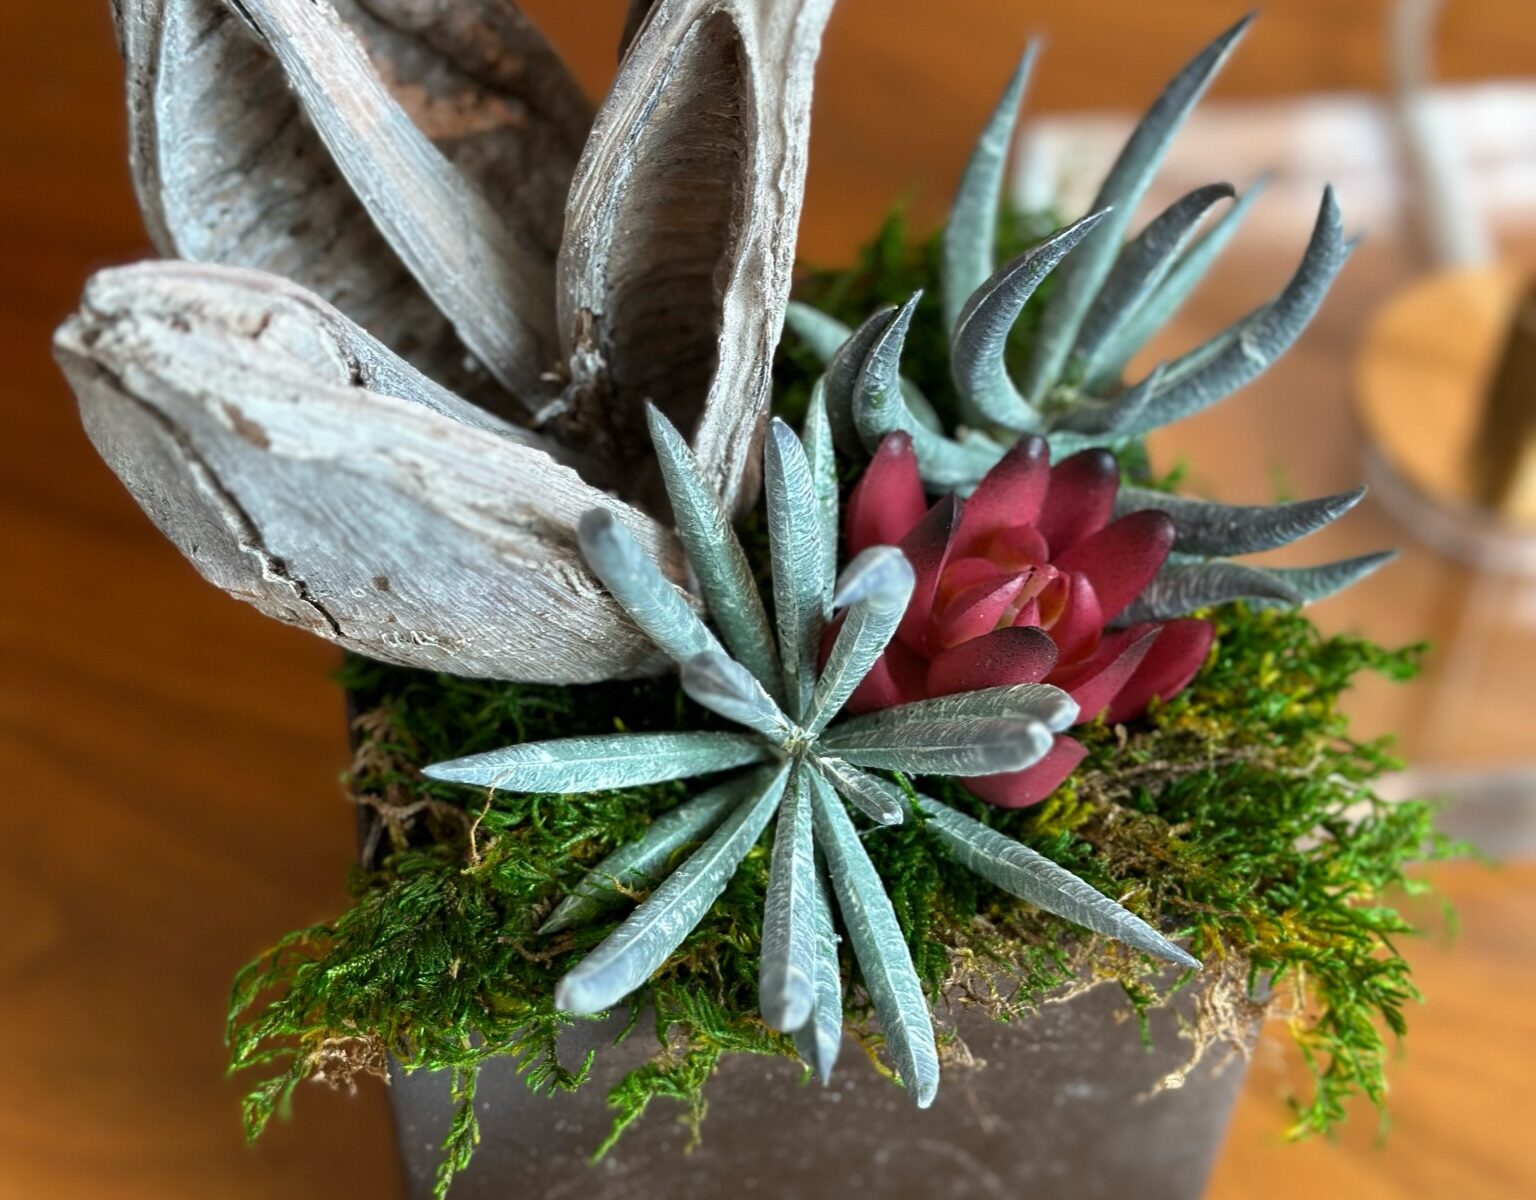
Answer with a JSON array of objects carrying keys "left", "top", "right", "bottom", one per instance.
[
  {"left": 951, "top": 211, "right": 1110, "bottom": 430},
  {"left": 793, "top": 866, "right": 844, "bottom": 1084},
  {"left": 1115, "top": 485, "right": 1367, "bottom": 557},
  {"left": 556, "top": 762, "right": 790, "bottom": 1015},
  {"left": 765, "top": 419, "right": 826, "bottom": 720},
  {"left": 1121, "top": 187, "right": 1350, "bottom": 437},
  {"left": 423, "top": 732, "right": 767, "bottom": 794},
  {"left": 1116, "top": 561, "right": 1304, "bottom": 625},
  {"left": 818, "top": 715, "right": 1053, "bottom": 776},
  {"left": 1075, "top": 182, "right": 1236, "bottom": 377},
  {"left": 1020, "top": 15, "right": 1253, "bottom": 403},
  {"left": 942, "top": 42, "right": 1040, "bottom": 334},
  {"left": 760, "top": 766, "right": 819, "bottom": 1032},
  {"left": 822, "top": 307, "right": 897, "bottom": 455},
  {"left": 645, "top": 402, "right": 781, "bottom": 694},
  {"left": 802, "top": 384, "right": 841, "bottom": 614},
  {"left": 1055, "top": 364, "right": 1167, "bottom": 437},
  {"left": 786, "top": 305, "right": 945, "bottom": 435},
  {"left": 810, "top": 772, "right": 939, "bottom": 1108},
  {"left": 830, "top": 684, "right": 1080, "bottom": 740},
  {"left": 578, "top": 507, "right": 722, "bottom": 667},
  {"left": 1087, "top": 176, "right": 1270, "bottom": 391},
  {"left": 913, "top": 795, "right": 1200, "bottom": 969},
  {"left": 540, "top": 770, "right": 768, "bottom": 935},
  {"left": 807, "top": 548, "right": 916, "bottom": 736},
  {"left": 681, "top": 652, "right": 792, "bottom": 742},
  {"left": 854, "top": 293, "right": 1008, "bottom": 485},
  {"left": 810, "top": 757, "right": 907, "bottom": 827},
  {"left": 1247, "top": 551, "right": 1397, "bottom": 609}
]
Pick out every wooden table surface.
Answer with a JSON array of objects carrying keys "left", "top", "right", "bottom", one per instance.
[{"left": 3, "top": 3, "right": 1533, "bottom": 1198}]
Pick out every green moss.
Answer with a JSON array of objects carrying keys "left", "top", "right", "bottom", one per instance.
[{"left": 226, "top": 213, "right": 1460, "bottom": 1196}]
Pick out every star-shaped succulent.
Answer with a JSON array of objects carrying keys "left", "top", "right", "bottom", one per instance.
[{"left": 422, "top": 402, "right": 1198, "bottom": 1107}]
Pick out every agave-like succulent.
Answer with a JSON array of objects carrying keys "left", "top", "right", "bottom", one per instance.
[
  {"left": 787, "top": 19, "right": 1391, "bottom": 629},
  {"left": 423, "top": 403, "right": 1198, "bottom": 1106},
  {"left": 58, "top": 0, "right": 840, "bottom": 682}
]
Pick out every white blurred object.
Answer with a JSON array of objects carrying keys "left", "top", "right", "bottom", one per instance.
[{"left": 1011, "top": 83, "right": 1536, "bottom": 249}]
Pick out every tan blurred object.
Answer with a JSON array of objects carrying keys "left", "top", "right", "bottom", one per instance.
[{"left": 1358, "top": 268, "right": 1536, "bottom": 563}]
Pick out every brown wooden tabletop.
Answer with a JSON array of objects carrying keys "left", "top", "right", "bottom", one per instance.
[{"left": 3, "top": 3, "right": 1533, "bottom": 1197}]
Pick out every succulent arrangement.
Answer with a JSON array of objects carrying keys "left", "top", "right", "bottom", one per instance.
[{"left": 59, "top": 2, "right": 1450, "bottom": 1194}]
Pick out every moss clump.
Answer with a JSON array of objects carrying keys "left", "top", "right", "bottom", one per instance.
[{"left": 226, "top": 215, "right": 1459, "bottom": 1197}]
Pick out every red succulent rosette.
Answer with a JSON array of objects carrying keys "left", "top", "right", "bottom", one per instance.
[{"left": 837, "top": 432, "right": 1214, "bottom": 808}]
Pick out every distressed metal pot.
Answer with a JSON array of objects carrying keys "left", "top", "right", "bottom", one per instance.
[{"left": 387, "top": 972, "right": 1257, "bottom": 1200}]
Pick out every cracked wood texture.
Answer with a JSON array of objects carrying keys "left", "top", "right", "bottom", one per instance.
[{"left": 4, "top": 3, "right": 1535, "bottom": 1199}]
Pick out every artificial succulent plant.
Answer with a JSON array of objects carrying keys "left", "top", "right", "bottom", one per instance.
[
  {"left": 787, "top": 18, "right": 1390, "bottom": 612},
  {"left": 422, "top": 403, "right": 1196, "bottom": 1105},
  {"left": 58, "top": 0, "right": 1403, "bottom": 1153}
]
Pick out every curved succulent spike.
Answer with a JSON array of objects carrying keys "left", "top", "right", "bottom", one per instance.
[
  {"left": 1087, "top": 175, "right": 1271, "bottom": 390},
  {"left": 681, "top": 652, "right": 793, "bottom": 742},
  {"left": 760, "top": 766, "right": 819, "bottom": 1032},
  {"left": 911, "top": 795, "right": 1200, "bottom": 969},
  {"left": 1055, "top": 364, "right": 1167, "bottom": 437},
  {"left": 801, "top": 384, "right": 841, "bottom": 613},
  {"left": 807, "top": 548, "right": 916, "bottom": 736},
  {"left": 793, "top": 866, "right": 844, "bottom": 1084},
  {"left": 810, "top": 772, "right": 940, "bottom": 1108},
  {"left": 942, "top": 42, "right": 1041, "bottom": 334},
  {"left": 1074, "top": 183, "right": 1236, "bottom": 377},
  {"left": 578, "top": 508, "right": 722, "bottom": 666},
  {"left": 1020, "top": 15, "right": 1254, "bottom": 403},
  {"left": 765, "top": 420, "right": 827, "bottom": 720},
  {"left": 786, "top": 304, "right": 945, "bottom": 434},
  {"left": 539, "top": 770, "right": 769, "bottom": 935},
  {"left": 422, "top": 731, "right": 768, "bottom": 793},
  {"left": 1121, "top": 188, "right": 1350, "bottom": 437},
  {"left": 1116, "top": 561, "right": 1304, "bottom": 625},
  {"left": 1248, "top": 551, "right": 1397, "bottom": 608},
  {"left": 555, "top": 762, "right": 790, "bottom": 1015},
  {"left": 817, "top": 714, "right": 1054, "bottom": 776},
  {"left": 854, "top": 294, "right": 1007, "bottom": 485},
  {"left": 234, "top": 0, "right": 559, "bottom": 403},
  {"left": 646, "top": 403, "right": 781, "bottom": 693},
  {"left": 824, "top": 306, "right": 899, "bottom": 454},
  {"left": 1115, "top": 485, "right": 1367, "bottom": 557},
  {"left": 951, "top": 211, "right": 1112, "bottom": 431},
  {"left": 811, "top": 756, "right": 906, "bottom": 827}
]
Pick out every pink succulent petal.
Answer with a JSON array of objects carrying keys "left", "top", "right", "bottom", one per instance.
[
  {"left": 932, "top": 572, "right": 1030, "bottom": 650},
  {"left": 964, "top": 735, "right": 1088, "bottom": 808},
  {"left": 1040, "top": 571, "right": 1103, "bottom": 664},
  {"left": 1052, "top": 510, "right": 1175, "bottom": 621},
  {"left": 925, "top": 626, "right": 1059, "bottom": 696},
  {"left": 1012, "top": 598, "right": 1042, "bottom": 628},
  {"left": 896, "top": 494, "right": 963, "bottom": 655},
  {"left": 1037, "top": 448, "right": 1119, "bottom": 555},
  {"left": 955, "top": 435, "right": 1050, "bottom": 555},
  {"left": 1105, "top": 618, "right": 1214, "bottom": 723},
  {"left": 845, "top": 635, "right": 930, "bottom": 713},
  {"left": 1059, "top": 628, "right": 1162, "bottom": 722},
  {"left": 936, "top": 556, "right": 1012, "bottom": 605},
  {"left": 983, "top": 524, "right": 1051, "bottom": 569},
  {"left": 845, "top": 432, "right": 927, "bottom": 556}
]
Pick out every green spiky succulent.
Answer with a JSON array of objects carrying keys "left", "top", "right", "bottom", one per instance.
[
  {"left": 786, "top": 18, "right": 1391, "bottom": 617},
  {"left": 422, "top": 401, "right": 1196, "bottom": 1106}
]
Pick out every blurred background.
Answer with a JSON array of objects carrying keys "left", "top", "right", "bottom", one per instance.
[{"left": 2, "top": 1, "right": 1533, "bottom": 1196}]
